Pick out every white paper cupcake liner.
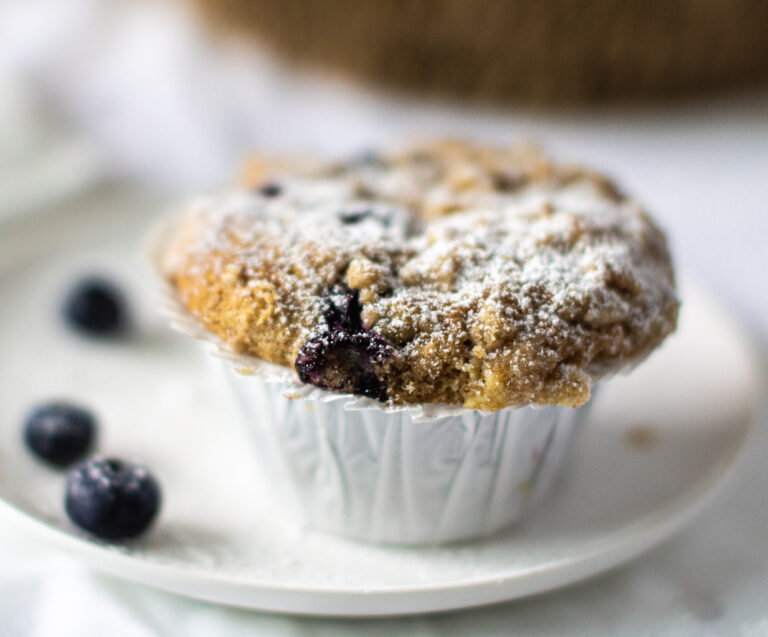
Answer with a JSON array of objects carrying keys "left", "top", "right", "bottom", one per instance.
[
  {"left": 147, "top": 209, "right": 593, "bottom": 544},
  {"left": 223, "top": 367, "right": 589, "bottom": 544}
]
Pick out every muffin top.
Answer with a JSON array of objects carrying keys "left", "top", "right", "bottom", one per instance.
[{"left": 162, "top": 140, "right": 679, "bottom": 410}]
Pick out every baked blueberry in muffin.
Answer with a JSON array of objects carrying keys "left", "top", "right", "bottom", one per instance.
[
  {"left": 161, "top": 140, "right": 678, "bottom": 410},
  {"left": 294, "top": 285, "right": 393, "bottom": 399}
]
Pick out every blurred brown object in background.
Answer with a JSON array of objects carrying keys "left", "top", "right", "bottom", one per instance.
[{"left": 189, "top": 0, "right": 768, "bottom": 104}]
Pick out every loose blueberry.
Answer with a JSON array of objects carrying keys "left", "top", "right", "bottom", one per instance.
[
  {"left": 63, "top": 278, "right": 126, "bottom": 336},
  {"left": 258, "top": 182, "right": 282, "bottom": 198},
  {"left": 23, "top": 402, "right": 96, "bottom": 467},
  {"left": 65, "top": 457, "right": 161, "bottom": 540}
]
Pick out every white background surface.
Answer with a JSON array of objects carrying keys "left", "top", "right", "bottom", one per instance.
[{"left": 0, "top": 0, "right": 767, "bottom": 634}]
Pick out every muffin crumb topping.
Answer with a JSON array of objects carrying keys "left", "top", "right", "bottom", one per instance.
[{"left": 163, "top": 140, "right": 678, "bottom": 409}]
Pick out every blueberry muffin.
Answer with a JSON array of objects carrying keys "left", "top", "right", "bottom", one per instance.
[{"left": 161, "top": 140, "right": 678, "bottom": 410}]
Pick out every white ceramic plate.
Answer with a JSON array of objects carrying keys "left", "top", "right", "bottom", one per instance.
[{"left": 0, "top": 189, "right": 761, "bottom": 616}]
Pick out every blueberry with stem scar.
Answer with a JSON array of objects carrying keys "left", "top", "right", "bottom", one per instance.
[{"left": 65, "top": 457, "right": 161, "bottom": 540}]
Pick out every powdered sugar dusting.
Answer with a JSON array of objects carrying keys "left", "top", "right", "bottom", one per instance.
[{"left": 164, "top": 141, "right": 678, "bottom": 409}]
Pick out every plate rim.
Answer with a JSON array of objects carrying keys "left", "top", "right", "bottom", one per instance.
[
  {"left": 0, "top": 199, "right": 763, "bottom": 615},
  {"left": 0, "top": 416, "right": 753, "bottom": 616}
]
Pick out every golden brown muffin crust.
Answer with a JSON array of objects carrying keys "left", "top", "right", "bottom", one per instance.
[{"left": 163, "top": 140, "right": 678, "bottom": 410}]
